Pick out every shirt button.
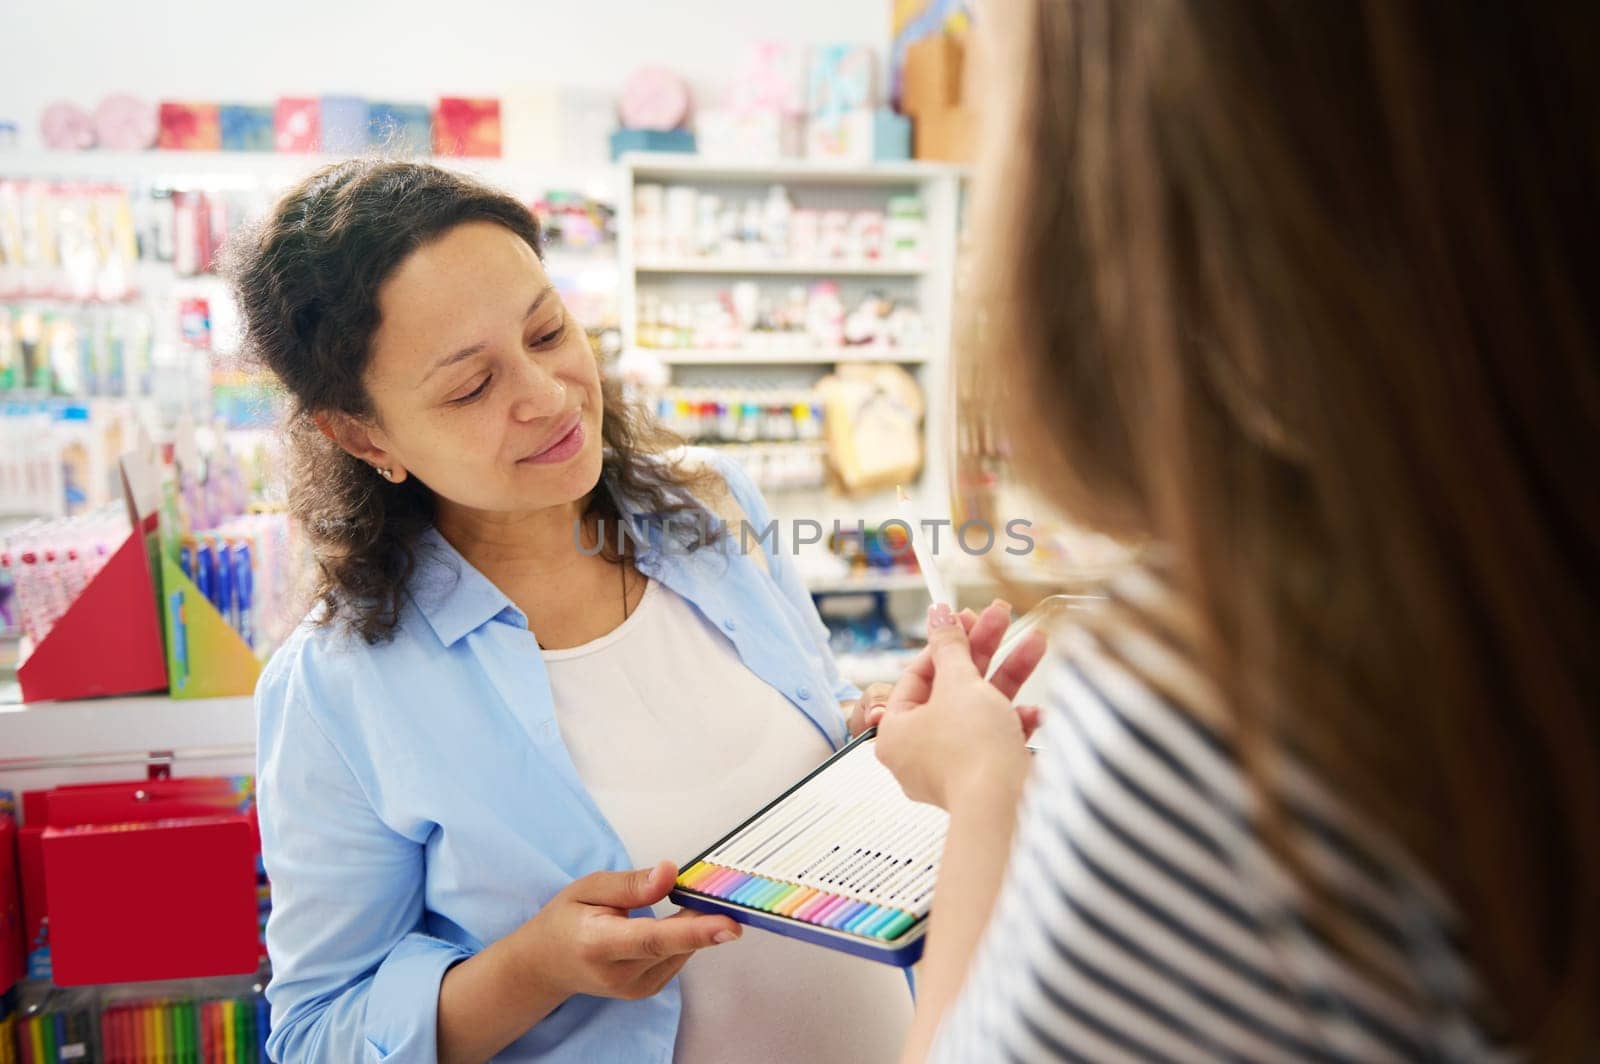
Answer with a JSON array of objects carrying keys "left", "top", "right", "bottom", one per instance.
[
  {"left": 797, "top": 685, "right": 812, "bottom": 700},
  {"left": 541, "top": 720, "right": 555, "bottom": 737},
  {"left": 723, "top": 618, "right": 738, "bottom": 632}
]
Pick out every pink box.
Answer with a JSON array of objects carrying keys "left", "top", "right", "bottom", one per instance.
[{"left": 274, "top": 97, "right": 320, "bottom": 153}]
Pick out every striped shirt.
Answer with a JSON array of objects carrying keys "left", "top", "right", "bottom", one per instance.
[{"left": 929, "top": 569, "right": 1511, "bottom": 1063}]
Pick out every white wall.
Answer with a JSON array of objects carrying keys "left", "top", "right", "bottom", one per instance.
[{"left": 0, "top": 0, "right": 889, "bottom": 151}]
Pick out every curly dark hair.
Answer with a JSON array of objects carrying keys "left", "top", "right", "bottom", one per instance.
[{"left": 223, "top": 158, "right": 717, "bottom": 644}]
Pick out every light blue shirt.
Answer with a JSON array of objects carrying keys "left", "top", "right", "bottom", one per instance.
[{"left": 255, "top": 451, "right": 859, "bottom": 1062}]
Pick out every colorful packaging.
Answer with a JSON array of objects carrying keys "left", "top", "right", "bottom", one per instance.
[
  {"left": 40, "top": 101, "right": 95, "bottom": 150},
  {"left": 434, "top": 97, "right": 502, "bottom": 157},
  {"left": 618, "top": 68, "right": 691, "bottom": 132},
  {"left": 807, "top": 108, "right": 875, "bottom": 163},
  {"left": 92, "top": 93, "right": 159, "bottom": 150},
  {"left": 807, "top": 45, "right": 877, "bottom": 119},
  {"left": 274, "top": 97, "right": 320, "bottom": 152},
  {"left": 728, "top": 41, "right": 808, "bottom": 117},
  {"left": 368, "top": 101, "right": 432, "bottom": 156},
  {"left": 696, "top": 108, "right": 802, "bottom": 162},
  {"left": 873, "top": 109, "right": 912, "bottom": 162},
  {"left": 607, "top": 128, "right": 694, "bottom": 162},
  {"left": 219, "top": 104, "right": 275, "bottom": 152},
  {"left": 319, "top": 95, "right": 370, "bottom": 153},
  {"left": 158, "top": 102, "right": 222, "bottom": 150}
]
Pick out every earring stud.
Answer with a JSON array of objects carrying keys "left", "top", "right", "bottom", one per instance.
[{"left": 376, "top": 466, "right": 393, "bottom": 481}]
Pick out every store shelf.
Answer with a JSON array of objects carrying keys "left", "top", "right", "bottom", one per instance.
[
  {"left": 0, "top": 149, "right": 619, "bottom": 194},
  {"left": 620, "top": 156, "right": 965, "bottom": 579},
  {"left": 634, "top": 256, "right": 927, "bottom": 277},
  {"left": 622, "top": 153, "right": 966, "bottom": 186},
  {"left": 639, "top": 346, "right": 927, "bottom": 365},
  {"left": 805, "top": 572, "right": 930, "bottom": 594},
  {"left": 0, "top": 694, "right": 256, "bottom": 793}
]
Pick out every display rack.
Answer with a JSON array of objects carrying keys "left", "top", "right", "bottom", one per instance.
[
  {"left": 617, "top": 153, "right": 965, "bottom": 604},
  {"left": 0, "top": 149, "right": 619, "bottom": 196}
]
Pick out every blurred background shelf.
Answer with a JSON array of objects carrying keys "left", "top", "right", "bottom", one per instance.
[
  {"left": 0, "top": 694, "right": 256, "bottom": 794},
  {"left": 642, "top": 346, "right": 927, "bottom": 365}
]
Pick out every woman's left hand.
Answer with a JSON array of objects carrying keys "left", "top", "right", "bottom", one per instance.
[
  {"left": 845, "top": 683, "right": 896, "bottom": 737},
  {"left": 874, "top": 602, "right": 1046, "bottom": 810}
]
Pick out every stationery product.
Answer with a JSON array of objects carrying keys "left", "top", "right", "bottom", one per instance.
[
  {"left": 608, "top": 128, "right": 695, "bottom": 161},
  {"left": 899, "top": 484, "right": 952, "bottom": 605},
  {"left": 273, "top": 97, "right": 320, "bottom": 153},
  {"left": 157, "top": 102, "right": 221, "bottom": 151},
  {"left": 806, "top": 45, "right": 877, "bottom": 162},
  {"left": 618, "top": 67, "right": 692, "bottom": 131},
  {"left": 873, "top": 109, "right": 912, "bottom": 161},
  {"left": 367, "top": 101, "right": 432, "bottom": 156},
  {"left": 39, "top": 101, "right": 95, "bottom": 150},
  {"left": 631, "top": 185, "right": 927, "bottom": 267},
  {"left": 30, "top": 989, "right": 271, "bottom": 1064},
  {"left": 219, "top": 105, "right": 275, "bottom": 152},
  {"left": 318, "top": 96, "right": 369, "bottom": 153},
  {"left": 92, "top": 94, "right": 159, "bottom": 150},
  {"left": 434, "top": 97, "right": 501, "bottom": 157},
  {"left": 671, "top": 730, "right": 946, "bottom": 966},
  {"left": 45, "top": 815, "right": 261, "bottom": 985},
  {"left": 0, "top": 796, "right": 21, "bottom": 996},
  {"left": 816, "top": 363, "right": 926, "bottom": 495}
]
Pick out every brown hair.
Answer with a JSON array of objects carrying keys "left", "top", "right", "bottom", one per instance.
[
  {"left": 224, "top": 159, "right": 715, "bottom": 643},
  {"left": 965, "top": 1, "right": 1599, "bottom": 1054}
]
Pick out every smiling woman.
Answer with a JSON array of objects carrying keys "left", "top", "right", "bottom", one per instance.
[
  {"left": 222, "top": 158, "right": 926, "bottom": 1064},
  {"left": 223, "top": 160, "right": 717, "bottom": 645}
]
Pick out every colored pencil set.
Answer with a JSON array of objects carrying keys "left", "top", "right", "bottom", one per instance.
[
  {"left": 672, "top": 732, "right": 948, "bottom": 965},
  {"left": 3, "top": 993, "right": 268, "bottom": 1063}
]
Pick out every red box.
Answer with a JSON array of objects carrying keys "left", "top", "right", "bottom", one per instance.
[
  {"left": 158, "top": 102, "right": 222, "bottom": 151},
  {"left": 0, "top": 810, "right": 22, "bottom": 994},
  {"left": 44, "top": 815, "right": 259, "bottom": 985},
  {"left": 434, "top": 97, "right": 501, "bottom": 157},
  {"left": 274, "top": 97, "right": 320, "bottom": 153},
  {"left": 16, "top": 517, "right": 168, "bottom": 703},
  {"left": 19, "top": 777, "right": 259, "bottom": 986}
]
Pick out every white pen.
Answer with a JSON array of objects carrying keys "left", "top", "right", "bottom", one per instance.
[{"left": 898, "top": 484, "right": 953, "bottom": 607}]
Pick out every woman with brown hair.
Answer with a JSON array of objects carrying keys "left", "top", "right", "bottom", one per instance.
[
  {"left": 876, "top": 1, "right": 1599, "bottom": 1060},
  {"left": 230, "top": 161, "right": 932, "bottom": 1062}
]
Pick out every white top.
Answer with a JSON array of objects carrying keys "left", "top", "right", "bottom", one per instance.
[{"left": 543, "top": 577, "right": 913, "bottom": 1064}]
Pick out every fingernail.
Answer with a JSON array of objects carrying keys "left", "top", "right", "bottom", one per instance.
[
  {"left": 867, "top": 706, "right": 885, "bottom": 725},
  {"left": 714, "top": 930, "right": 739, "bottom": 944},
  {"left": 994, "top": 599, "right": 1012, "bottom": 613},
  {"left": 928, "top": 603, "right": 955, "bottom": 628}
]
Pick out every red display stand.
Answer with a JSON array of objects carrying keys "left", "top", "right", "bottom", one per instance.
[
  {"left": 0, "top": 805, "right": 22, "bottom": 995},
  {"left": 16, "top": 506, "right": 168, "bottom": 704},
  {"left": 44, "top": 815, "right": 260, "bottom": 985},
  {"left": 17, "top": 776, "right": 262, "bottom": 987}
]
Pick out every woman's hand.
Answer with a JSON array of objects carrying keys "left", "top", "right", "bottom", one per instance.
[
  {"left": 845, "top": 682, "right": 896, "bottom": 736},
  {"left": 875, "top": 602, "right": 1047, "bottom": 810},
  {"left": 510, "top": 860, "right": 742, "bottom": 1003}
]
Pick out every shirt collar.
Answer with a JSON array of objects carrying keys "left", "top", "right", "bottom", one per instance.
[
  {"left": 408, "top": 526, "right": 528, "bottom": 647},
  {"left": 408, "top": 473, "right": 666, "bottom": 648}
]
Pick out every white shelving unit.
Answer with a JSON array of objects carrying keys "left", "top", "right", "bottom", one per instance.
[
  {"left": 802, "top": 572, "right": 933, "bottom": 595},
  {"left": 650, "top": 347, "right": 928, "bottom": 366},
  {"left": 617, "top": 153, "right": 965, "bottom": 602},
  {"left": 635, "top": 257, "right": 926, "bottom": 277},
  {"left": 0, "top": 149, "right": 619, "bottom": 197},
  {"left": 0, "top": 694, "right": 256, "bottom": 795}
]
